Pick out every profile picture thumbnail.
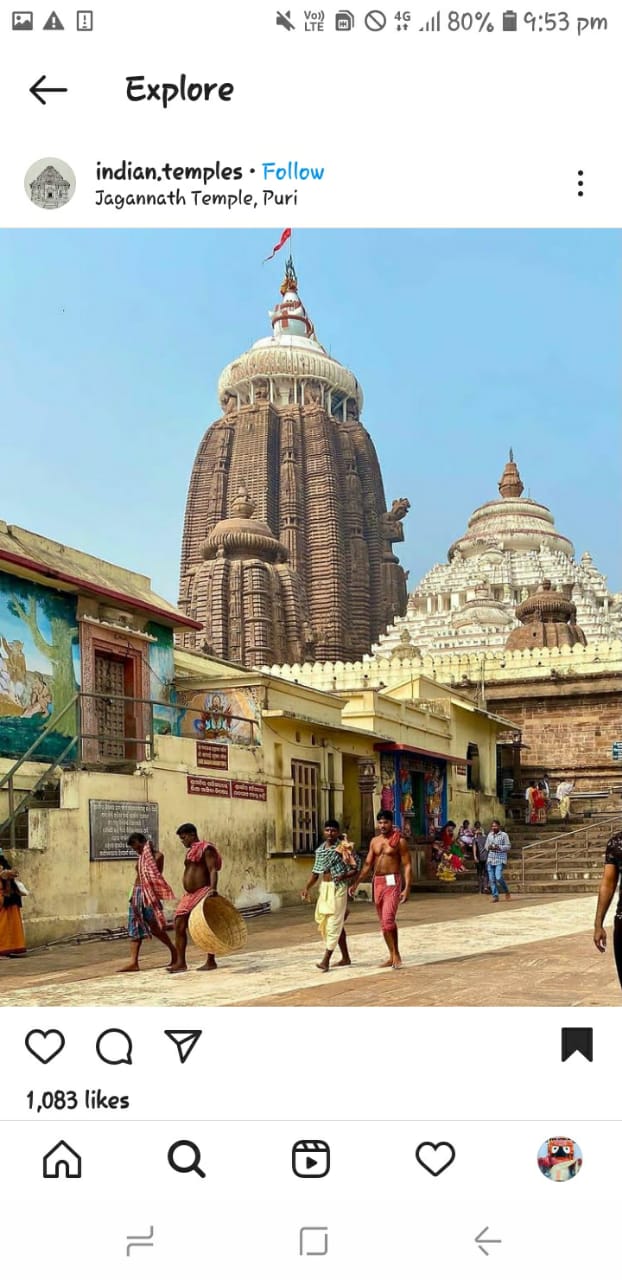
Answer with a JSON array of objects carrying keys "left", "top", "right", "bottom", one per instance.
[
  {"left": 24, "top": 157, "right": 76, "bottom": 210},
  {"left": 537, "top": 1136, "right": 583, "bottom": 1181}
]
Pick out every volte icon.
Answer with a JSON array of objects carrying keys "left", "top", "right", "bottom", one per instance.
[{"left": 164, "top": 1030, "right": 203, "bottom": 1064}]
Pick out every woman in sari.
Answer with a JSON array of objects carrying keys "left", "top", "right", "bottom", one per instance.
[
  {"left": 0, "top": 850, "right": 27, "bottom": 957},
  {"left": 526, "top": 781, "right": 538, "bottom": 824},
  {"left": 533, "top": 783, "right": 548, "bottom": 825}
]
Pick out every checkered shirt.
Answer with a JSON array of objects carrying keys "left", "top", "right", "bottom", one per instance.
[
  {"left": 312, "top": 842, "right": 359, "bottom": 882},
  {"left": 484, "top": 831, "right": 511, "bottom": 865}
]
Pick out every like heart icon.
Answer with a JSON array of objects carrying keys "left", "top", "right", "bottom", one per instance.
[
  {"left": 415, "top": 1141, "right": 456, "bottom": 1177},
  {"left": 25, "top": 1029, "right": 66, "bottom": 1064}
]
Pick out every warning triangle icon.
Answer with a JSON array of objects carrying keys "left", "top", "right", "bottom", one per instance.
[
  {"left": 164, "top": 1030, "right": 203, "bottom": 1064},
  {"left": 44, "top": 11, "right": 64, "bottom": 28}
]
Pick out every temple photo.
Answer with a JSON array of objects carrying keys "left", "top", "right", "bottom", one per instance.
[{"left": 0, "top": 227, "right": 619, "bottom": 1004}]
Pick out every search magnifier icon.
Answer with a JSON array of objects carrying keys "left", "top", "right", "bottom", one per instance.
[{"left": 167, "top": 1140, "right": 206, "bottom": 1178}]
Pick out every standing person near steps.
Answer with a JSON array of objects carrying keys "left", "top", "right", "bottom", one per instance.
[
  {"left": 593, "top": 830, "right": 622, "bottom": 987},
  {"left": 473, "top": 821, "right": 489, "bottom": 894},
  {"left": 484, "top": 820, "right": 512, "bottom": 903},
  {"left": 349, "top": 810, "right": 412, "bottom": 969},
  {"left": 168, "top": 823, "right": 222, "bottom": 974},
  {"left": 301, "top": 819, "right": 359, "bottom": 972}
]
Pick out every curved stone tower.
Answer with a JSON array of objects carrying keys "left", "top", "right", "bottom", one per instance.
[{"left": 179, "top": 258, "right": 409, "bottom": 663}]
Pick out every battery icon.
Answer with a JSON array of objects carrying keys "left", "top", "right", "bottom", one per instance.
[{"left": 502, "top": 9, "right": 517, "bottom": 29}]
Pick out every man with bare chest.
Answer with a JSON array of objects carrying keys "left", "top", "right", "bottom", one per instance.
[
  {"left": 168, "top": 822, "right": 222, "bottom": 974},
  {"left": 350, "top": 809, "right": 412, "bottom": 969}
]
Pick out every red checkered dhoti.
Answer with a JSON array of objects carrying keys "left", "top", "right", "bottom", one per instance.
[{"left": 175, "top": 886, "right": 209, "bottom": 919}]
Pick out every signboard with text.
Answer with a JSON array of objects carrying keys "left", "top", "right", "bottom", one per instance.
[
  {"left": 613, "top": 742, "right": 622, "bottom": 761},
  {"left": 231, "top": 780, "right": 267, "bottom": 802},
  {"left": 187, "top": 776, "right": 231, "bottom": 798},
  {"left": 89, "top": 800, "right": 159, "bottom": 862},
  {"left": 196, "top": 741, "right": 229, "bottom": 770}
]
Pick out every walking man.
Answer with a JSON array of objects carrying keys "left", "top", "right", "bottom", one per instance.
[
  {"left": 119, "top": 833, "right": 177, "bottom": 972},
  {"left": 484, "top": 820, "right": 512, "bottom": 903},
  {"left": 556, "top": 779, "right": 575, "bottom": 822},
  {"left": 168, "top": 823, "right": 222, "bottom": 974},
  {"left": 593, "top": 830, "right": 622, "bottom": 987},
  {"left": 350, "top": 809, "right": 412, "bottom": 969},
  {"left": 301, "top": 819, "right": 359, "bottom": 971}
]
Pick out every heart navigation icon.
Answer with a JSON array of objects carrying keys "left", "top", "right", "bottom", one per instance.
[
  {"left": 415, "top": 1141, "right": 456, "bottom": 1177},
  {"left": 25, "top": 1029, "right": 66, "bottom": 1064}
]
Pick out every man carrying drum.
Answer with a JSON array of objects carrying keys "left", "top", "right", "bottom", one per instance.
[{"left": 168, "top": 822, "right": 222, "bottom": 974}]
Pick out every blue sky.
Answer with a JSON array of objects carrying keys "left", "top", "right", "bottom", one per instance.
[{"left": 0, "top": 229, "right": 619, "bottom": 603}]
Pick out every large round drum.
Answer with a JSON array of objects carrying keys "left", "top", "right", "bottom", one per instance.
[{"left": 188, "top": 894, "right": 248, "bottom": 956}]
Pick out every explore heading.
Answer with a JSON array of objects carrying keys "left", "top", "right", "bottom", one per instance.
[{"left": 126, "top": 75, "right": 235, "bottom": 108}]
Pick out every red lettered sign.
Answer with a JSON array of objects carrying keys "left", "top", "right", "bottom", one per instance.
[
  {"left": 187, "top": 776, "right": 231, "bottom": 797},
  {"left": 231, "top": 780, "right": 267, "bottom": 802}
]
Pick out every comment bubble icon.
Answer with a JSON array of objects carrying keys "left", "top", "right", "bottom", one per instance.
[{"left": 96, "top": 1028, "right": 133, "bottom": 1066}]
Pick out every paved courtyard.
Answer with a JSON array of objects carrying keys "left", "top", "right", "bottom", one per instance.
[{"left": 0, "top": 893, "right": 618, "bottom": 1006}]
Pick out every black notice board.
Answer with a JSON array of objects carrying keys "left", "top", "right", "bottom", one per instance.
[{"left": 89, "top": 800, "right": 159, "bottom": 862}]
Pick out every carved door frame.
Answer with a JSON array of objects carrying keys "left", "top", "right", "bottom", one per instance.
[{"left": 79, "top": 621, "right": 151, "bottom": 764}]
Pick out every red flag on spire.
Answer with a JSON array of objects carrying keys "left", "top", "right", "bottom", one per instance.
[{"left": 264, "top": 228, "right": 292, "bottom": 261}]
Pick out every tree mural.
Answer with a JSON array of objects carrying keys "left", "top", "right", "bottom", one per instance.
[{"left": 8, "top": 589, "right": 79, "bottom": 737}]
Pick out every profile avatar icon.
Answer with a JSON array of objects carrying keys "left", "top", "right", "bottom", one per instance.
[
  {"left": 537, "top": 1136, "right": 583, "bottom": 1181},
  {"left": 24, "top": 157, "right": 76, "bottom": 210}
]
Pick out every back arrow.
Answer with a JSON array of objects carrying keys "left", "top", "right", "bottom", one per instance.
[
  {"left": 30, "top": 75, "right": 68, "bottom": 105},
  {"left": 475, "top": 1227, "right": 502, "bottom": 1256}
]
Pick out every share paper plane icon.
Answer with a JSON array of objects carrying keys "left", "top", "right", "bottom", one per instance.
[{"left": 164, "top": 1030, "right": 203, "bottom": 1064}]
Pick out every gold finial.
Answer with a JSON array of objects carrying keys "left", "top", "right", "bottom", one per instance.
[{"left": 280, "top": 254, "right": 298, "bottom": 296}]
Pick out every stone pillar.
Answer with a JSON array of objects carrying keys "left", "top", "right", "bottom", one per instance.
[{"left": 358, "top": 757, "right": 378, "bottom": 848}]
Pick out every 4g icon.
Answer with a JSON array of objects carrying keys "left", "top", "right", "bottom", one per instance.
[{"left": 394, "top": 9, "right": 411, "bottom": 30}]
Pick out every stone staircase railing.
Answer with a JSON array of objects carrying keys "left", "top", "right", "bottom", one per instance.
[{"left": 519, "top": 816, "right": 621, "bottom": 893}]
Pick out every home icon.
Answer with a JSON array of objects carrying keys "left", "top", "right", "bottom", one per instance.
[{"left": 42, "top": 1140, "right": 82, "bottom": 1179}]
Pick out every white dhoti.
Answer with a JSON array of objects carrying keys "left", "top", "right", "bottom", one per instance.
[
  {"left": 558, "top": 796, "right": 571, "bottom": 818},
  {"left": 315, "top": 880, "right": 348, "bottom": 950}
]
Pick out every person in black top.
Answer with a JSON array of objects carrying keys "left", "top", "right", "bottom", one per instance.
[{"left": 593, "top": 831, "right": 622, "bottom": 985}]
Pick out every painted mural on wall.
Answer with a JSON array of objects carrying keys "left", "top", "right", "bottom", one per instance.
[
  {"left": 0, "top": 571, "right": 80, "bottom": 761},
  {"left": 380, "top": 751, "right": 446, "bottom": 837},
  {"left": 181, "top": 687, "right": 261, "bottom": 747},
  {"left": 147, "top": 623, "right": 187, "bottom": 736},
  {"left": 380, "top": 754, "right": 396, "bottom": 813}
]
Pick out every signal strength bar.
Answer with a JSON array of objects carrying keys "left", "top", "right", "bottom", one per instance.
[{"left": 419, "top": 9, "right": 441, "bottom": 30}]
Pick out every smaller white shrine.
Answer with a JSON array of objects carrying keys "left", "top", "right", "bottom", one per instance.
[{"left": 372, "top": 452, "right": 622, "bottom": 658}]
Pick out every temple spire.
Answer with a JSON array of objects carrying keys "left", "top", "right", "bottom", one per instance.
[
  {"left": 498, "top": 450, "right": 524, "bottom": 499},
  {"left": 269, "top": 257, "right": 316, "bottom": 341}
]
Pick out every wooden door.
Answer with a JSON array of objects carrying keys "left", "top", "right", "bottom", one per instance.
[{"left": 94, "top": 653, "right": 127, "bottom": 760}]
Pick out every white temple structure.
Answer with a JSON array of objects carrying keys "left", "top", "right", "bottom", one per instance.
[{"left": 371, "top": 453, "right": 622, "bottom": 658}]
